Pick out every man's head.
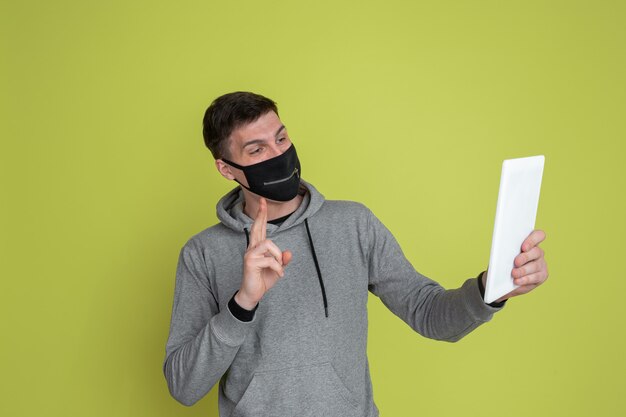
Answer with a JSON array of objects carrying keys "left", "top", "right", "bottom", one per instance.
[
  {"left": 203, "top": 91, "right": 301, "bottom": 202},
  {"left": 202, "top": 91, "right": 279, "bottom": 160}
]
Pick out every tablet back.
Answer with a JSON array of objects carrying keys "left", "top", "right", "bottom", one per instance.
[{"left": 484, "top": 155, "right": 545, "bottom": 304}]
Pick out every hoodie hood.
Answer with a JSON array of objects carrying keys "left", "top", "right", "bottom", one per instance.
[{"left": 216, "top": 179, "right": 325, "bottom": 236}]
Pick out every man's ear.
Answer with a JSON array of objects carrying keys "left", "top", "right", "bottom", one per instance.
[{"left": 215, "top": 159, "right": 235, "bottom": 180}]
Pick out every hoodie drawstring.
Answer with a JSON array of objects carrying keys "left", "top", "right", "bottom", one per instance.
[
  {"left": 241, "top": 220, "right": 329, "bottom": 318},
  {"left": 304, "top": 218, "right": 329, "bottom": 318}
]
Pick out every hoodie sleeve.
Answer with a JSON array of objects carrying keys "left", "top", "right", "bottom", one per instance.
[
  {"left": 163, "top": 239, "right": 255, "bottom": 406},
  {"left": 365, "top": 208, "right": 503, "bottom": 342}
]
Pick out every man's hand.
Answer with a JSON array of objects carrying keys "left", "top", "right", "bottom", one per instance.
[
  {"left": 485, "top": 229, "right": 549, "bottom": 303},
  {"left": 235, "top": 198, "right": 292, "bottom": 310}
]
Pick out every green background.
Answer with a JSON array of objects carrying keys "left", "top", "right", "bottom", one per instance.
[{"left": 2, "top": 0, "right": 625, "bottom": 415}]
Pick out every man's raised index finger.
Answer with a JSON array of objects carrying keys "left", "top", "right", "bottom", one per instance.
[
  {"left": 259, "top": 198, "right": 267, "bottom": 242},
  {"left": 249, "top": 198, "right": 266, "bottom": 247}
]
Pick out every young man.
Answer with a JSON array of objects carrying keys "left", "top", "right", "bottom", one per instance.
[{"left": 163, "top": 92, "right": 549, "bottom": 416}]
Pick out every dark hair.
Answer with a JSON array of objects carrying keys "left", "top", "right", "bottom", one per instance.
[{"left": 202, "top": 91, "right": 279, "bottom": 159}]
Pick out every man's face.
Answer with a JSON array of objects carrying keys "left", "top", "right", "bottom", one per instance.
[{"left": 216, "top": 111, "right": 293, "bottom": 187}]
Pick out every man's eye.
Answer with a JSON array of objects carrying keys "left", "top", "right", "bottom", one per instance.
[{"left": 250, "top": 148, "right": 261, "bottom": 154}]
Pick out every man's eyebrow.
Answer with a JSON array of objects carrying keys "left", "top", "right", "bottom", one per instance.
[
  {"left": 241, "top": 125, "right": 286, "bottom": 149},
  {"left": 275, "top": 125, "right": 286, "bottom": 137}
]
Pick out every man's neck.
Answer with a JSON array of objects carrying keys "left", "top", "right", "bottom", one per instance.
[{"left": 242, "top": 191, "right": 304, "bottom": 221}]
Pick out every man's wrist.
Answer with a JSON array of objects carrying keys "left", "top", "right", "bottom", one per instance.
[
  {"left": 234, "top": 290, "right": 258, "bottom": 311},
  {"left": 477, "top": 271, "right": 507, "bottom": 308},
  {"left": 228, "top": 290, "right": 259, "bottom": 322}
]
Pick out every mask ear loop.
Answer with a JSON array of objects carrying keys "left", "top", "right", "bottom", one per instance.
[
  {"left": 220, "top": 158, "right": 245, "bottom": 170},
  {"left": 221, "top": 158, "right": 253, "bottom": 192}
]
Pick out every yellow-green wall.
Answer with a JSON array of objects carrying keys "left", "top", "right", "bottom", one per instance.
[{"left": 2, "top": 1, "right": 624, "bottom": 415}]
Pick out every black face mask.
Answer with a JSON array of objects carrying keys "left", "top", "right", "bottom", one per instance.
[{"left": 222, "top": 144, "right": 301, "bottom": 202}]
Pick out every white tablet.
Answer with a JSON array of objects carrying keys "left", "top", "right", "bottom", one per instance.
[{"left": 484, "top": 155, "right": 545, "bottom": 304}]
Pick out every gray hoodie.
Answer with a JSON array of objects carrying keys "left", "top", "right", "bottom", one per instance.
[{"left": 163, "top": 180, "right": 503, "bottom": 416}]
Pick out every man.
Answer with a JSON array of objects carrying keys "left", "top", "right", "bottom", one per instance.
[{"left": 163, "top": 92, "right": 548, "bottom": 416}]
